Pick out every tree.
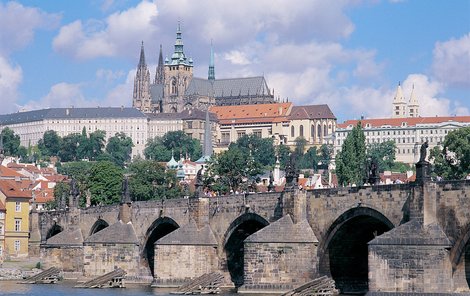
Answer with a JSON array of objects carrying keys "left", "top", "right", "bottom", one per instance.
[
  {"left": 367, "top": 140, "right": 396, "bottom": 172},
  {"left": 87, "top": 161, "right": 123, "bottom": 205},
  {"left": 128, "top": 159, "right": 174, "bottom": 201},
  {"left": 48, "top": 181, "right": 70, "bottom": 210},
  {"left": 430, "top": 127, "right": 470, "bottom": 180},
  {"left": 76, "top": 128, "right": 106, "bottom": 161},
  {"left": 144, "top": 131, "right": 202, "bottom": 161},
  {"left": 17, "top": 146, "right": 28, "bottom": 161},
  {"left": 207, "top": 145, "right": 262, "bottom": 193},
  {"left": 294, "top": 137, "right": 307, "bottom": 157},
  {"left": 106, "top": 132, "right": 134, "bottom": 167},
  {"left": 58, "top": 133, "right": 82, "bottom": 162},
  {"left": 336, "top": 122, "right": 367, "bottom": 186},
  {"left": 38, "top": 130, "right": 62, "bottom": 158},
  {"left": 233, "top": 134, "right": 276, "bottom": 167},
  {"left": 1, "top": 127, "right": 20, "bottom": 156},
  {"left": 276, "top": 144, "right": 291, "bottom": 169},
  {"left": 298, "top": 146, "right": 318, "bottom": 170}
]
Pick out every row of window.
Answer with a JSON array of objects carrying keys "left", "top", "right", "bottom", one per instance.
[{"left": 291, "top": 124, "right": 332, "bottom": 139}]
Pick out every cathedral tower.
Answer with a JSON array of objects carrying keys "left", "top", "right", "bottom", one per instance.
[
  {"left": 208, "top": 41, "right": 215, "bottom": 81},
  {"left": 392, "top": 82, "right": 407, "bottom": 118},
  {"left": 407, "top": 84, "right": 419, "bottom": 117},
  {"left": 132, "top": 42, "right": 151, "bottom": 112},
  {"left": 162, "top": 22, "right": 194, "bottom": 113}
]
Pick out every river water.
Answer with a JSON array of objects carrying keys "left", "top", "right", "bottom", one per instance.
[{"left": 0, "top": 281, "right": 240, "bottom": 296}]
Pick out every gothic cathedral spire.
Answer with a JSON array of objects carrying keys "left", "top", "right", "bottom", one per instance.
[
  {"left": 208, "top": 40, "right": 215, "bottom": 81},
  {"left": 132, "top": 41, "right": 151, "bottom": 112},
  {"left": 392, "top": 82, "right": 406, "bottom": 118},
  {"left": 155, "top": 44, "right": 164, "bottom": 85}
]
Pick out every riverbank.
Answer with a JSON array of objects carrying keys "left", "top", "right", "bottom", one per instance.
[{"left": 0, "top": 257, "right": 42, "bottom": 280}]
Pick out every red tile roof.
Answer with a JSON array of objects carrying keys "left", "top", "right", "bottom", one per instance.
[
  {"left": 0, "top": 180, "right": 33, "bottom": 199},
  {"left": 289, "top": 104, "right": 336, "bottom": 120},
  {"left": 338, "top": 116, "right": 470, "bottom": 129},
  {"left": 0, "top": 165, "right": 26, "bottom": 178},
  {"left": 210, "top": 103, "right": 292, "bottom": 125}
]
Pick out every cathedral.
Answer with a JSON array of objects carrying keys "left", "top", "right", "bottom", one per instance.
[{"left": 132, "top": 24, "right": 276, "bottom": 113}]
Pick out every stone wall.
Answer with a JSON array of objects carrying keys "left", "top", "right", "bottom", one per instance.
[
  {"left": 242, "top": 242, "right": 316, "bottom": 292},
  {"left": 369, "top": 244, "right": 452, "bottom": 292},
  {"left": 83, "top": 243, "right": 140, "bottom": 277},
  {"left": 154, "top": 245, "right": 218, "bottom": 286},
  {"left": 41, "top": 246, "right": 83, "bottom": 272}
]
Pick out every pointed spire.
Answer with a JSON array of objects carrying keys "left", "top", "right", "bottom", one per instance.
[
  {"left": 155, "top": 44, "right": 164, "bottom": 84},
  {"left": 138, "top": 41, "right": 146, "bottom": 67},
  {"left": 208, "top": 40, "right": 215, "bottom": 81},
  {"left": 393, "top": 82, "right": 405, "bottom": 102}
]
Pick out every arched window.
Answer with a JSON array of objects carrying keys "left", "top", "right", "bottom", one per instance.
[
  {"left": 324, "top": 124, "right": 328, "bottom": 137},
  {"left": 299, "top": 125, "right": 304, "bottom": 137},
  {"left": 317, "top": 125, "right": 322, "bottom": 139},
  {"left": 171, "top": 78, "right": 177, "bottom": 94},
  {"left": 311, "top": 125, "right": 315, "bottom": 141},
  {"left": 291, "top": 126, "right": 295, "bottom": 138}
]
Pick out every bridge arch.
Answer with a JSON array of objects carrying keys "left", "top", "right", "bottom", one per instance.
[
  {"left": 46, "top": 224, "right": 63, "bottom": 240},
  {"left": 142, "top": 217, "right": 180, "bottom": 277},
  {"left": 450, "top": 223, "right": 470, "bottom": 286},
  {"left": 318, "top": 206, "right": 394, "bottom": 294},
  {"left": 89, "top": 219, "right": 109, "bottom": 236},
  {"left": 223, "top": 212, "right": 269, "bottom": 287}
]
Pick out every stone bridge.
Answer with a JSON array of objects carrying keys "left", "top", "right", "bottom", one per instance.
[{"left": 31, "top": 179, "right": 470, "bottom": 294}]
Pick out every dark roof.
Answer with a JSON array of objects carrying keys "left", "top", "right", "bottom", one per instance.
[
  {"left": 146, "top": 109, "right": 218, "bottom": 122},
  {"left": 185, "top": 76, "right": 272, "bottom": 98},
  {"left": 45, "top": 228, "right": 83, "bottom": 246},
  {"left": 369, "top": 219, "right": 451, "bottom": 246},
  {"left": 84, "top": 220, "right": 138, "bottom": 245},
  {"left": 0, "top": 107, "right": 146, "bottom": 125},
  {"left": 289, "top": 104, "right": 336, "bottom": 120},
  {"left": 245, "top": 215, "right": 318, "bottom": 243},
  {"left": 156, "top": 220, "right": 217, "bottom": 246}
]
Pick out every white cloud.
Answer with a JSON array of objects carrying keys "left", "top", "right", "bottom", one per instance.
[
  {"left": 0, "top": 1, "right": 60, "bottom": 55},
  {"left": 102, "top": 70, "right": 135, "bottom": 107},
  {"left": 53, "top": 0, "right": 158, "bottom": 59},
  {"left": 96, "top": 68, "right": 125, "bottom": 84},
  {"left": 432, "top": 33, "right": 470, "bottom": 88},
  {"left": 21, "top": 82, "right": 99, "bottom": 111},
  {"left": 0, "top": 56, "right": 23, "bottom": 114},
  {"left": 224, "top": 50, "right": 251, "bottom": 65}
]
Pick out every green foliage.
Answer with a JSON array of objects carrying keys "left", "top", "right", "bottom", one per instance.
[
  {"left": 87, "top": 161, "right": 123, "bottom": 205},
  {"left": 38, "top": 130, "right": 62, "bottom": 158},
  {"left": 294, "top": 137, "right": 307, "bottom": 156},
  {"left": 105, "top": 132, "right": 134, "bottom": 167},
  {"left": 298, "top": 146, "right": 318, "bottom": 170},
  {"left": 58, "top": 133, "right": 81, "bottom": 162},
  {"left": 144, "top": 131, "right": 202, "bottom": 161},
  {"left": 1, "top": 127, "right": 20, "bottom": 156},
  {"left": 76, "top": 128, "right": 106, "bottom": 161},
  {"left": 207, "top": 145, "right": 262, "bottom": 193},
  {"left": 48, "top": 181, "right": 70, "bottom": 210},
  {"left": 17, "top": 146, "right": 28, "bottom": 161},
  {"left": 128, "top": 159, "right": 178, "bottom": 201},
  {"left": 232, "top": 134, "right": 276, "bottom": 167},
  {"left": 276, "top": 144, "right": 291, "bottom": 169},
  {"left": 336, "top": 122, "right": 367, "bottom": 186},
  {"left": 367, "top": 140, "right": 396, "bottom": 172},
  {"left": 430, "top": 127, "right": 470, "bottom": 180}
]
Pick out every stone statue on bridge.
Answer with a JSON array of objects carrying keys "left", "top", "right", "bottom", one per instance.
[
  {"left": 285, "top": 153, "right": 298, "bottom": 190},
  {"left": 69, "top": 178, "right": 80, "bottom": 208},
  {"left": 194, "top": 165, "right": 204, "bottom": 197},
  {"left": 121, "top": 175, "right": 131, "bottom": 204},
  {"left": 419, "top": 140, "right": 429, "bottom": 163}
]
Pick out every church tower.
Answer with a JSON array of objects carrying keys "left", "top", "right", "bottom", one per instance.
[
  {"left": 132, "top": 42, "right": 151, "bottom": 112},
  {"left": 407, "top": 84, "right": 419, "bottom": 117},
  {"left": 155, "top": 44, "right": 164, "bottom": 85},
  {"left": 392, "top": 82, "right": 407, "bottom": 118},
  {"left": 162, "top": 22, "right": 194, "bottom": 113},
  {"left": 208, "top": 41, "right": 215, "bottom": 81}
]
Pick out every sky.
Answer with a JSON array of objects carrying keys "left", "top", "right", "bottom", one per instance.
[{"left": 0, "top": 0, "right": 469, "bottom": 122}]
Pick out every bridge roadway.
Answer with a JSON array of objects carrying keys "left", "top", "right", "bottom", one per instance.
[{"left": 33, "top": 180, "right": 470, "bottom": 294}]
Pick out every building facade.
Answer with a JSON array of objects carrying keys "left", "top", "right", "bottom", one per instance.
[
  {"left": 392, "top": 83, "right": 420, "bottom": 118},
  {"left": 0, "top": 107, "right": 149, "bottom": 157},
  {"left": 335, "top": 116, "right": 470, "bottom": 164},
  {"left": 132, "top": 24, "right": 276, "bottom": 114}
]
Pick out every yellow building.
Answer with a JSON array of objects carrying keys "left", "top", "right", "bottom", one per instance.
[
  {"left": 0, "top": 180, "right": 31, "bottom": 258},
  {"left": 0, "top": 200, "right": 5, "bottom": 261}
]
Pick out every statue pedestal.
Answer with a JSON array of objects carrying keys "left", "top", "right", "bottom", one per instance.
[{"left": 415, "top": 161, "right": 431, "bottom": 184}]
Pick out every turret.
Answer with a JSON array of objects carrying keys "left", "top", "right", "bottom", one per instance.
[
  {"left": 132, "top": 41, "right": 151, "bottom": 112},
  {"left": 408, "top": 84, "right": 419, "bottom": 117},
  {"left": 392, "top": 82, "right": 407, "bottom": 118}
]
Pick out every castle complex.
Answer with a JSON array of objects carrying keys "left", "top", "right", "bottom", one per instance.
[{"left": 132, "top": 23, "right": 275, "bottom": 113}]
